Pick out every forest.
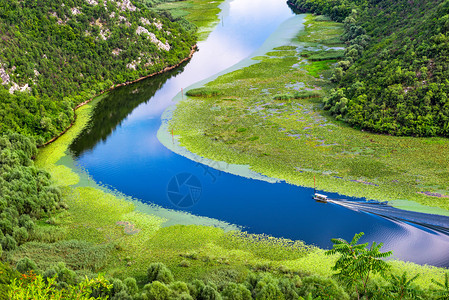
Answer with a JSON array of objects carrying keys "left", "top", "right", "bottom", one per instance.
[
  {"left": 0, "top": 0, "right": 195, "bottom": 143},
  {"left": 289, "top": 0, "right": 449, "bottom": 137}
]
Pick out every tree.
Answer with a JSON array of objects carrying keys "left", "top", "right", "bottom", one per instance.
[{"left": 325, "top": 232, "right": 392, "bottom": 299}]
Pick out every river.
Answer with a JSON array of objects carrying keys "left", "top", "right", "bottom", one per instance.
[{"left": 69, "top": 0, "right": 449, "bottom": 267}]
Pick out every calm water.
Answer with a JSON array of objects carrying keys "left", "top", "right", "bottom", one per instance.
[{"left": 70, "top": 0, "right": 449, "bottom": 267}]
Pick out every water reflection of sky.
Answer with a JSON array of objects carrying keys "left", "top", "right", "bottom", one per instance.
[
  {"left": 71, "top": 0, "right": 449, "bottom": 267},
  {"left": 369, "top": 218, "right": 449, "bottom": 266}
]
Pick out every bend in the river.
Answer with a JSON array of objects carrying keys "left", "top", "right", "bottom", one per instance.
[{"left": 69, "top": 0, "right": 449, "bottom": 267}]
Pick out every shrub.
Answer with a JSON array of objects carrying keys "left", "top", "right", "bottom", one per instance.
[
  {"left": 273, "top": 94, "right": 293, "bottom": 100},
  {"left": 43, "top": 262, "right": 78, "bottom": 286},
  {"left": 254, "top": 282, "right": 284, "bottom": 300},
  {"left": 169, "top": 281, "right": 192, "bottom": 299},
  {"left": 124, "top": 277, "right": 138, "bottom": 296},
  {"left": 179, "top": 260, "right": 190, "bottom": 267},
  {"left": 186, "top": 87, "right": 222, "bottom": 98},
  {"left": 147, "top": 263, "right": 174, "bottom": 284},
  {"left": 16, "top": 257, "right": 38, "bottom": 274},
  {"left": 200, "top": 284, "right": 222, "bottom": 300},
  {"left": 0, "top": 219, "right": 13, "bottom": 236},
  {"left": 222, "top": 282, "right": 252, "bottom": 300},
  {"left": 111, "top": 278, "right": 127, "bottom": 296},
  {"left": 13, "top": 227, "right": 29, "bottom": 245},
  {"left": 292, "top": 90, "right": 323, "bottom": 99},
  {"left": 145, "top": 281, "right": 170, "bottom": 300},
  {"left": 299, "top": 275, "right": 349, "bottom": 300},
  {"left": 278, "top": 278, "right": 300, "bottom": 299},
  {"left": 111, "top": 290, "right": 132, "bottom": 300},
  {"left": 188, "top": 279, "right": 205, "bottom": 299}
]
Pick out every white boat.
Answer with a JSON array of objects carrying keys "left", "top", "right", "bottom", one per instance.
[{"left": 313, "top": 193, "right": 328, "bottom": 202}]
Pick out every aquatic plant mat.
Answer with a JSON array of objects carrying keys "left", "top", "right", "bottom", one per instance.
[{"left": 169, "top": 15, "right": 449, "bottom": 215}]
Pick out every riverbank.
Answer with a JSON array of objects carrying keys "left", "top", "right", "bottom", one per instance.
[
  {"left": 167, "top": 14, "right": 449, "bottom": 216},
  {"left": 27, "top": 0, "right": 318, "bottom": 280},
  {"left": 38, "top": 45, "right": 198, "bottom": 148},
  {"left": 32, "top": 89, "right": 339, "bottom": 282}
]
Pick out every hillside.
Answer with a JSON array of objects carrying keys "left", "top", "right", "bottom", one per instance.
[
  {"left": 0, "top": 0, "right": 195, "bottom": 143},
  {"left": 1, "top": 1, "right": 449, "bottom": 299},
  {"left": 289, "top": 0, "right": 449, "bottom": 137}
]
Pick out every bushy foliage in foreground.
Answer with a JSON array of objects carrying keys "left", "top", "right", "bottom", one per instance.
[
  {"left": 3, "top": 234, "right": 449, "bottom": 299},
  {"left": 290, "top": 0, "right": 449, "bottom": 137},
  {"left": 8, "top": 271, "right": 111, "bottom": 300}
]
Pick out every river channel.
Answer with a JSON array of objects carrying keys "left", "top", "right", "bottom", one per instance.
[{"left": 69, "top": 0, "right": 449, "bottom": 267}]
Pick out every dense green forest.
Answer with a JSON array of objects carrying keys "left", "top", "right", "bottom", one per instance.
[
  {"left": 0, "top": 0, "right": 195, "bottom": 143},
  {"left": 289, "top": 0, "right": 449, "bottom": 137}
]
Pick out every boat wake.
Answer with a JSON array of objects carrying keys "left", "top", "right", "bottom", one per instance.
[{"left": 327, "top": 199, "right": 449, "bottom": 235}]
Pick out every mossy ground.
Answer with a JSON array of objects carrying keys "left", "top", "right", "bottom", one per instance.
[
  {"left": 9, "top": 12, "right": 445, "bottom": 292},
  {"left": 169, "top": 15, "right": 449, "bottom": 215}
]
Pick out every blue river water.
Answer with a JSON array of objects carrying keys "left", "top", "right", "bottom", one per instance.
[{"left": 69, "top": 0, "right": 449, "bottom": 267}]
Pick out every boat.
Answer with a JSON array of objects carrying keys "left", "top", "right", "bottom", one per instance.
[{"left": 313, "top": 193, "right": 328, "bottom": 203}]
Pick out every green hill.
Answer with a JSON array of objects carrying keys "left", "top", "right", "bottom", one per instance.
[
  {"left": 289, "top": 0, "right": 449, "bottom": 137},
  {"left": 0, "top": 0, "right": 195, "bottom": 143}
]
